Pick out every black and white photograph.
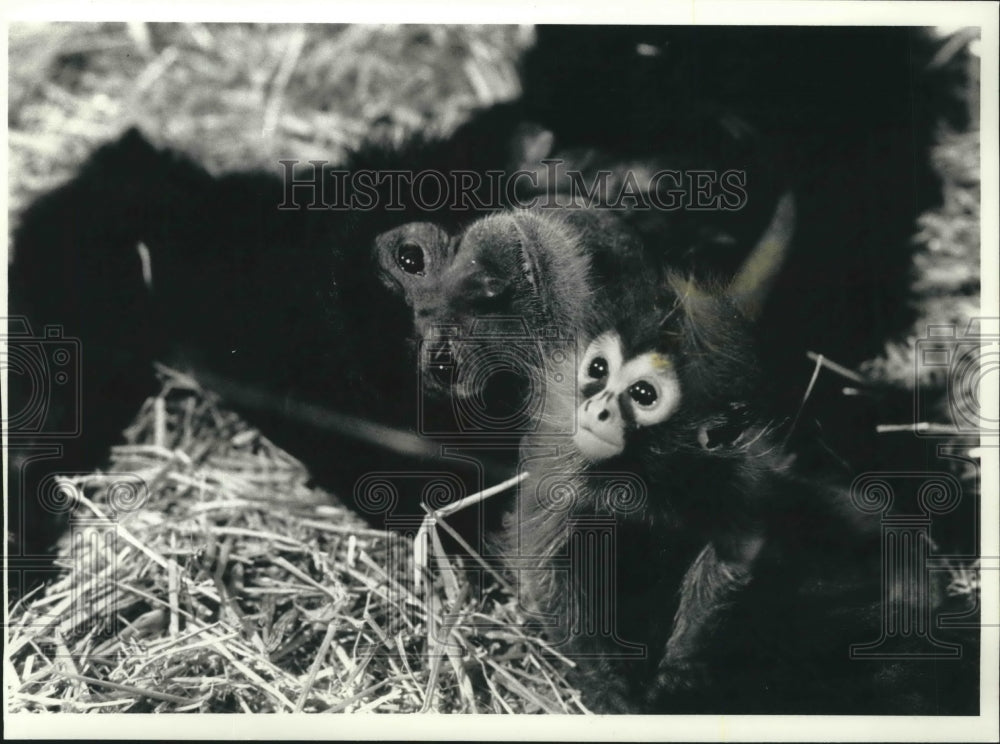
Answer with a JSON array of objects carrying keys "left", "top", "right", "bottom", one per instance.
[{"left": 3, "top": 1, "right": 998, "bottom": 739}]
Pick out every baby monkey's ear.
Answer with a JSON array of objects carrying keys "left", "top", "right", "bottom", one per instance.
[
  {"left": 696, "top": 402, "right": 753, "bottom": 451},
  {"left": 697, "top": 422, "right": 742, "bottom": 451}
]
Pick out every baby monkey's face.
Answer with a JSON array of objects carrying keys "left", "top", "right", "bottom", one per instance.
[{"left": 573, "top": 330, "right": 681, "bottom": 461}]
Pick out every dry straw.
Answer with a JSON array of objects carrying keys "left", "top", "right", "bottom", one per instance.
[{"left": 7, "top": 366, "right": 586, "bottom": 713}]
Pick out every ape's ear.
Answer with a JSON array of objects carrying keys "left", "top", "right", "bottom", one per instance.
[
  {"left": 697, "top": 420, "right": 744, "bottom": 451},
  {"left": 697, "top": 401, "right": 755, "bottom": 451},
  {"left": 728, "top": 191, "right": 796, "bottom": 321}
]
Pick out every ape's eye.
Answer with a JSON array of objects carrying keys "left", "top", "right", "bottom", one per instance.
[
  {"left": 628, "top": 380, "right": 658, "bottom": 407},
  {"left": 396, "top": 242, "right": 426, "bottom": 275},
  {"left": 587, "top": 357, "right": 608, "bottom": 379}
]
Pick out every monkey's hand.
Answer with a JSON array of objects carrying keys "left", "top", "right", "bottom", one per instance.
[{"left": 649, "top": 657, "right": 712, "bottom": 700}]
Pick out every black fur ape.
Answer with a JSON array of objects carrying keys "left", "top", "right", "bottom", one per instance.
[
  {"left": 6, "top": 115, "right": 533, "bottom": 574},
  {"left": 6, "top": 117, "right": 656, "bottom": 575},
  {"left": 404, "top": 208, "right": 647, "bottom": 393}
]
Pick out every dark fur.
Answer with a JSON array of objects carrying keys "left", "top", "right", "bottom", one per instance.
[
  {"left": 408, "top": 207, "right": 651, "bottom": 403},
  {"left": 505, "top": 274, "right": 976, "bottom": 714},
  {"left": 522, "top": 26, "right": 948, "bottom": 342},
  {"left": 6, "top": 114, "right": 537, "bottom": 582}
]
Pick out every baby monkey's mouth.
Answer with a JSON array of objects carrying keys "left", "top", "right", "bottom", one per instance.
[{"left": 574, "top": 424, "right": 625, "bottom": 461}]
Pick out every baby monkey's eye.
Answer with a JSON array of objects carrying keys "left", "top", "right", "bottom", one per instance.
[
  {"left": 396, "top": 242, "right": 426, "bottom": 275},
  {"left": 587, "top": 357, "right": 609, "bottom": 379},
  {"left": 628, "top": 380, "right": 658, "bottom": 407}
]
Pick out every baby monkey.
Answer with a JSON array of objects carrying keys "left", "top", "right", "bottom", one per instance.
[{"left": 509, "top": 272, "right": 875, "bottom": 713}]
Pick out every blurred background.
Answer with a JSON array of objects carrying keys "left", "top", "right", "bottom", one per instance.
[{"left": 8, "top": 25, "right": 531, "bottom": 216}]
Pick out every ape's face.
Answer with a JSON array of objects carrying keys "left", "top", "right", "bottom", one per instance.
[{"left": 378, "top": 212, "right": 569, "bottom": 401}]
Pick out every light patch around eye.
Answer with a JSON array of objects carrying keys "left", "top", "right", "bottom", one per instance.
[
  {"left": 620, "top": 352, "right": 681, "bottom": 427},
  {"left": 578, "top": 331, "right": 623, "bottom": 386}
]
